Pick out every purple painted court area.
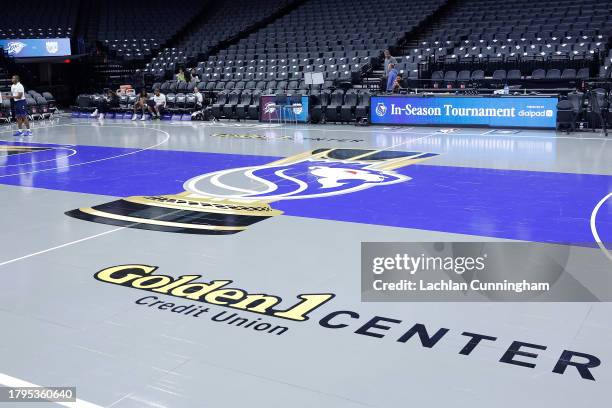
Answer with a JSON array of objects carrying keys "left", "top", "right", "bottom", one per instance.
[{"left": 1, "top": 142, "right": 610, "bottom": 244}]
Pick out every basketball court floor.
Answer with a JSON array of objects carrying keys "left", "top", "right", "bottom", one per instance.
[{"left": 0, "top": 117, "right": 611, "bottom": 407}]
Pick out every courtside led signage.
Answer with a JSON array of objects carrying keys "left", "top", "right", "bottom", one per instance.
[
  {"left": 0, "top": 38, "right": 71, "bottom": 58},
  {"left": 370, "top": 96, "right": 557, "bottom": 128}
]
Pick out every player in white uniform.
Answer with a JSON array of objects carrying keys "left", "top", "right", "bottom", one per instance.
[{"left": 6, "top": 75, "right": 31, "bottom": 137}]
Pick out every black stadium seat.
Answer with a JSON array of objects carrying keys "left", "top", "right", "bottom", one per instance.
[
  {"left": 531, "top": 69, "right": 546, "bottom": 80},
  {"left": 355, "top": 90, "right": 371, "bottom": 120},
  {"left": 223, "top": 91, "right": 241, "bottom": 118},
  {"left": 248, "top": 90, "right": 262, "bottom": 120},
  {"left": 340, "top": 90, "right": 359, "bottom": 123},
  {"left": 325, "top": 90, "right": 345, "bottom": 123},
  {"left": 211, "top": 91, "right": 229, "bottom": 118},
  {"left": 492, "top": 70, "right": 507, "bottom": 80},
  {"left": 236, "top": 90, "right": 253, "bottom": 119}
]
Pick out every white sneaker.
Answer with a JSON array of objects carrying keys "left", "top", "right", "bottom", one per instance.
[
  {"left": 131, "top": 114, "right": 137, "bottom": 121},
  {"left": 140, "top": 115, "right": 147, "bottom": 121},
  {"left": 90, "top": 109, "right": 98, "bottom": 117},
  {"left": 98, "top": 113, "right": 104, "bottom": 119}
]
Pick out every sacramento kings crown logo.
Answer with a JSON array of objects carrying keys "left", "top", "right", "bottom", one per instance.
[{"left": 66, "top": 148, "right": 437, "bottom": 234}]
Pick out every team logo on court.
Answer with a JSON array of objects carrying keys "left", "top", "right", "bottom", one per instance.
[
  {"left": 45, "top": 41, "right": 59, "bottom": 54},
  {"left": 66, "top": 148, "right": 438, "bottom": 235},
  {"left": 263, "top": 102, "right": 276, "bottom": 114},
  {"left": 6, "top": 42, "right": 26, "bottom": 55},
  {"left": 375, "top": 103, "right": 387, "bottom": 117}
]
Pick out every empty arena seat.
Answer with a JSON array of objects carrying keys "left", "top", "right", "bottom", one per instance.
[
  {"left": 471, "top": 70, "right": 485, "bottom": 80},
  {"left": 444, "top": 71, "right": 458, "bottom": 82},
  {"left": 492, "top": 70, "right": 507, "bottom": 80},
  {"left": 355, "top": 90, "right": 371, "bottom": 119},
  {"left": 236, "top": 90, "right": 253, "bottom": 119},
  {"left": 223, "top": 91, "right": 241, "bottom": 118},
  {"left": 546, "top": 69, "right": 561, "bottom": 79},
  {"left": 531, "top": 69, "right": 546, "bottom": 80},
  {"left": 576, "top": 68, "right": 590, "bottom": 79},
  {"left": 457, "top": 70, "right": 471, "bottom": 81},
  {"left": 556, "top": 99, "right": 577, "bottom": 132},
  {"left": 325, "top": 90, "right": 345, "bottom": 122},
  {"left": 211, "top": 91, "right": 229, "bottom": 118},
  {"left": 507, "top": 70, "right": 522, "bottom": 80},
  {"left": 561, "top": 69, "right": 577, "bottom": 79},
  {"left": 246, "top": 90, "right": 261, "bottom": 120},
  {"left": 340, "top": 90, "right": 359, "bottom": 123}
]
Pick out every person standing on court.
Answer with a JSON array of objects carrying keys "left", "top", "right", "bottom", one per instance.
[
  {"left": 7, "top": 75, "right": 31, "bottom": 137},
  {"left": 386, "top": 63, "right": 398, "bottom": 94},
  {"left": 381, "top": 49, "right": 397, "bottom": 92}
]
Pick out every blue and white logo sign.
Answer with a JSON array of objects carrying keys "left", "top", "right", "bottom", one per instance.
[
  {"left": 375, "top": 102, "right": 387, "bottom": 117},
  {"left": 370, "top": 96, "right": 558, "bottom": 128},
  {"left": 45, "top": 41, "right": 59, "bottom": 54},
  {"left": 5, "top": 42, "right": 26, "bottom": 55},
  {"left": 0, "top": 38, "right": 71, "bottom": 57}
]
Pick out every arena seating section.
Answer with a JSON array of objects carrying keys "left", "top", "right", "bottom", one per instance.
[
  {"left": 91, "top": 0, "right": 210, "bottom": 61},
  {"left": 139, "top": 0, "right": 447, "bottom": 121},
  {"left": 0, "top": 0, "right": 77, "bottom": 39},
  {"left": 399, "top": 0, "right": 612, "bottom": 82},
  {"left": 20, "top": 0, "right": 603, "bottom": 123},
  {"left": 190, "top": 0, "right": 445, "bottom": 89},
  {"left": 146, "top": 0, "right": 296, "bottom": 78}
]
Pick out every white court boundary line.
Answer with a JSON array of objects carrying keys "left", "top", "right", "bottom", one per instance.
[
  {"left": 0, "top": 373, "right": 103, "bottom": 408},
  {"left": 0, "top": 227, "right": 125, "bottom": 268},
  {"left": 0, "top": 130, "right": 435, "bottom": 268},
  {"left": 0, "top": 123, "right": 171, "bottom": 267},
  {"left": 0, "top": 124, "right": 170, "bottom": 179},
  {"left": 0, "top": 147, "right": 77, "bottom": 168},
  {"left": 590, "top": 192, "right": 612, "bottom": 262}
]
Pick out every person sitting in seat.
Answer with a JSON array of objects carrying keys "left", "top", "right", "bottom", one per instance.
[
  {"left": 190, "top": 68, "right": 200, "bottom": 83},
  {"left": 194, "top": 87, "right": 203, "bottom": 109},
  {"left": 176, "top": 68, "right": 186, "bottom": 82},
  {"left": 148, "top": 88, "right": 166, "bottom": 119},
  {"left": 391, "top": 73, "right": 402, "bottom": 93},
  {"left": 132, "top": 89, "right": 149, "bottom": 121},
  {"left": 191, "top": 87, "right": 205, "bottom": 120},
  {"left": 91, "top": 89, "right": 119, "bottom": 119}
]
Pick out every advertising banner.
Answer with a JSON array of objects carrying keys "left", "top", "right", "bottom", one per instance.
[
  {"left": 370, "top": 95, "right": 557, "bottom": 128},
  {"left": 0, "top": 38, "right": 71, "bottom": 58}
]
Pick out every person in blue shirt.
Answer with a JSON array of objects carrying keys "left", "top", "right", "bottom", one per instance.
[{"left": 386, "top": 63, "right": 398, "bottom": 93}]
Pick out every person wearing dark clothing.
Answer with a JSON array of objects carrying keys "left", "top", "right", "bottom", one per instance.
[
  {"left": 132, "top": 89, "right": 149, "bottom": 120},
  {"left": 90, "top": 89, "right": 119, "bottom": 119}
]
